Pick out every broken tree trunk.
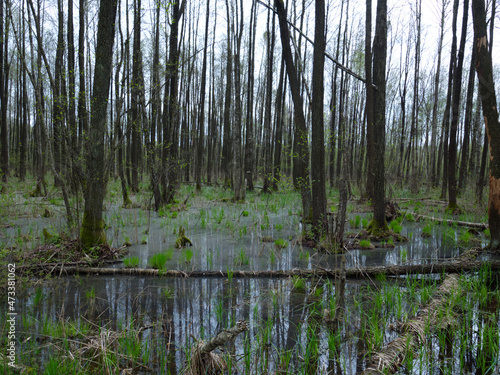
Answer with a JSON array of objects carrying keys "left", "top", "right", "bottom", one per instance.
[
  {"left": 186, "top": 320, "right": 248, "bottom": 375},
  {"left": 414, "top": 213, "right": 488, "bottom": 230},
  {"left": 362, "top": 274, "right": 461, "bottom": 374},
  {"left": 29, "top": 257, "right": 500, "bottom": 279}
]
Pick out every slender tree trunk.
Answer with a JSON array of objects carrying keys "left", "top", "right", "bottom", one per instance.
[
  {"left": 262, "top": 8, "right": 275, "bottom": 194},
  {"left": 430, "top": 0, "right": 447, "bottom": 187},
  {"left": 458, "top": 45, "right": 476, "bottom": 193},
  {"left": 245, "top": 1, "right": 256, "bottom": 191},
  {"left": 447, "top": 0, "right": 469, "bottom": 211},
  {"left": 19, "top": 0, "right": 28, "bottom": 181},
  {"left": 365, "top": 0, "right": 374, "bottom": 200},
  {"left": 232, "top": 0, "right": 245, "bottom": 201},
  {"left": 272, "top": 59, "right": 285, "bottom": 192},
  {"left": 77, "top": 0, "right": 88, "bottom": 155},
  {"left": 311, "top": 0, "right": 327, "bottom": 237},
  {"left": 440, "top": 0, "right": 459, "bottom": 200},
  {"left": 275, "top": 0, "right": 311, "bottom": 223},
  {"left": 130, "top": 0, "right": 143, "bottom": 193},
  {"left": 164, "top": 1, "right": 185, "bottom": 204},
  {"left": 67, "top": 0, "right": 76, "bottom": 186},
  {"left": 409, "top": 0, "right": 422, "bottom": 192},
  {"left": 0, "top": 0, "right": 8, "bottom": 183},
  {"left": 471, "top": 0, "right": 500, "bottom": 249},
  {"left": 329, "top": 0, "right": 344, "bottom": 188},
  {"left": 368, "top": 0, "right": 388, "bottom": 233},
  {"left": 195, "top": 0, "right": 210, "bottom": 192},
  {"left": 222, "top": 0, "right": 233, "bottom": 189},
  {"left": 80, "top": 0, "right": 118, "bottom": 247}
]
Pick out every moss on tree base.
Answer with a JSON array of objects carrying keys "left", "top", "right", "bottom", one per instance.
[
  {"left": 445, "top": 203, "right": 462, "bottom": 215},
  {"left": 366, "top": 218, "right": 389, "bottom": 236},
  {"left": 80, "top": 212, "right": 107, "bottom": 248}
]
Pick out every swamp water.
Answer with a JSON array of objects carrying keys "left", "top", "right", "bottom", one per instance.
[{"left": 1, "top": 191, "right": 498, "bottom": 374}]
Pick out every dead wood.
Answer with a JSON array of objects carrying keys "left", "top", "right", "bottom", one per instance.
[
  {"left": 362, "top": 275, "right": 461, "bottom": 374},
  {"left": 414, "top": 213, "right": 488, "bottom": 230},
  {"left": 33, "top": 257, "right": 500, "bottom": 279},
  {"left": 185, "top": 320, "right": 248, "bottom": 375}
]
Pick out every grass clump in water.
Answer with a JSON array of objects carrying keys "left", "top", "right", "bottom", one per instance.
[
  {"left": 123, "top": 256, "right": 140, "bottom": 268},
  {"left": 359, "top": 239, "right": 372, "bottom": 249},
  {"left": 274, "top": 238, "right": 288, "bottom": 249},
  {"left": 149, "top": 249, "right": 174, "bottom": 270}
]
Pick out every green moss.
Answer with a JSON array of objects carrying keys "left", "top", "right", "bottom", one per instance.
[
  {"left": 122, "top": 197, "right": 133, "bottom": 208},
  {"left": 175, "top": 226, "right": 192, "bottom": 248},
  {"left": 80, "top": 212, "right": 107, "bottom": 248},
  {"left": 366, "top": 218, "right": 389, "bottom": 235}
]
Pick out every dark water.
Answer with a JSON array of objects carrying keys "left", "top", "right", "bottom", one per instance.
[{"left": 0, "top": 197, "right": 496, "bottom": 374}]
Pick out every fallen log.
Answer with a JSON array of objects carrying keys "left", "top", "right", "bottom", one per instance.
[
  {"left": 362, "top": 274, "right": 461, "bottom": 374},
  {"left": 31, "top": 258, "right": 500, "bottom": 279},
  {"left": 413, "top": 213, "right": 488, "bottom": 230}
]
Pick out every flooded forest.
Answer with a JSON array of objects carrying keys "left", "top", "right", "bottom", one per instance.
[{"left": 1, "top": 0, "right": 500, "bottom": 373}]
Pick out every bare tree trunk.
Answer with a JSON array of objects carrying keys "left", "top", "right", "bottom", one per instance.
[
  {"left": 430, "top": 0, "right": 448, "bottom": 187},
  {"left": 130, "top": 0, "right": 143, "bottom": 193},
  {"left": 458, "top": 45, "right": 476, "bottom": 193},
  {"left": 244, "top": 1, "right": 256, "bottom": 191},
  {"left": 80, "top": 0, "right": 118, "bottom": 247},
  {"left": 440, "top": 0, "right": 459, "bottom": 200},
  {"left": 262, "top": 8, "right": 275, "bottom": 194},
  {"left": 221, "top": 0, "right": 233, "bottom": 189},
  {"left": 311, "top": 0, "right": 327, "bottom": 237},
  {"left": 0, "top": 0, "right": 8, "bottom": 184},
  {"left": 367, "top": 0, "right": 388, "bottom": 233},
  {"left": 447, "top": 0, "right": 469, "bottom": 211},
  {"left": 471, "top": 0, "right": 500, "bottom": 250},
  {"left": 275, "top": 0, "right": 311, "bottom": 223},
  {"left": 195, "top": 0, "right": 210, "bottom": 192},
  {"left": 77, "top": 0, "right": 88, "bottom": 155},
  {"left": 272, "top": 59, "right": 285, "bottom": 192},
  {"left": 164, "top": 1, "right": 186, "bottom": 204},
  {"left": 232, "top": 0, "right": 245, "bottom": 201}
]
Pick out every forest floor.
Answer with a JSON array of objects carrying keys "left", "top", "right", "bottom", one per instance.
[{"left": 0, "top": 176, "right": 498, "bottom": 374}]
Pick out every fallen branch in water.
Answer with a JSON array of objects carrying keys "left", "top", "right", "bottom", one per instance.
[
  {"left": 32, "top": 257, "right": 500, "bottom": 279},
  {"left": 413, "top": 213, "right": 488, "bottom": 230},
  {"left": 185, "top": 320, "right": 248, "bottom": 375},
  {"left": 362, "top": 274, "right": 461, "bottom": 374}
]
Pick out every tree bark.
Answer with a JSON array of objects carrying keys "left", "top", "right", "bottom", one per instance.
[
  {"left": 232, "top": 0, "right": 245, "bottom": 201},
  {"left": 195, "top": 0, "right": 210, "bottom": 192},
  {"left": 440, "top": 0, "right": 459, "bottom": 200},
  {"left": 275, "top": 0, "right": 311, "bottom": 223},
  {"left": 0, "top": 0, "right": 8, "bottom": 183},
  {"left": 33, "top": 259, "right": 500, "bottom": 279},
  {"left": 430, "top": 0, "right": 447, "bottom": 187},
  {"left": 80, "top": 0, "right": 118, "bottom": 247},
  {"left": 221, "top": 0, "right": 233, "bottom": 189},
  {"left": 311, "top": 0, "right": 327, "bottom": 237},
  {"left": 130, "top": 0, "right": 143, "bottom": 193},
  {"left": 458, "top": 46, "right": 476, "bottom": 193},
  {"left": 244, "top": 2, "right": 256, "bottom": 191},
  {"left": 367, "top": 0, "right": 388, "bottom": 233},
  {"left": 447, "top": 0, "right": 469, "bottom": 210},
  {"left": 163, "top": 1, "right": 186, "bottom": 204},
  {"left": 472, "top": 0, "right": 500, "bottom": 249},
  {"left": 77, "top": 0, "right": 88, "bottom": 155}
]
